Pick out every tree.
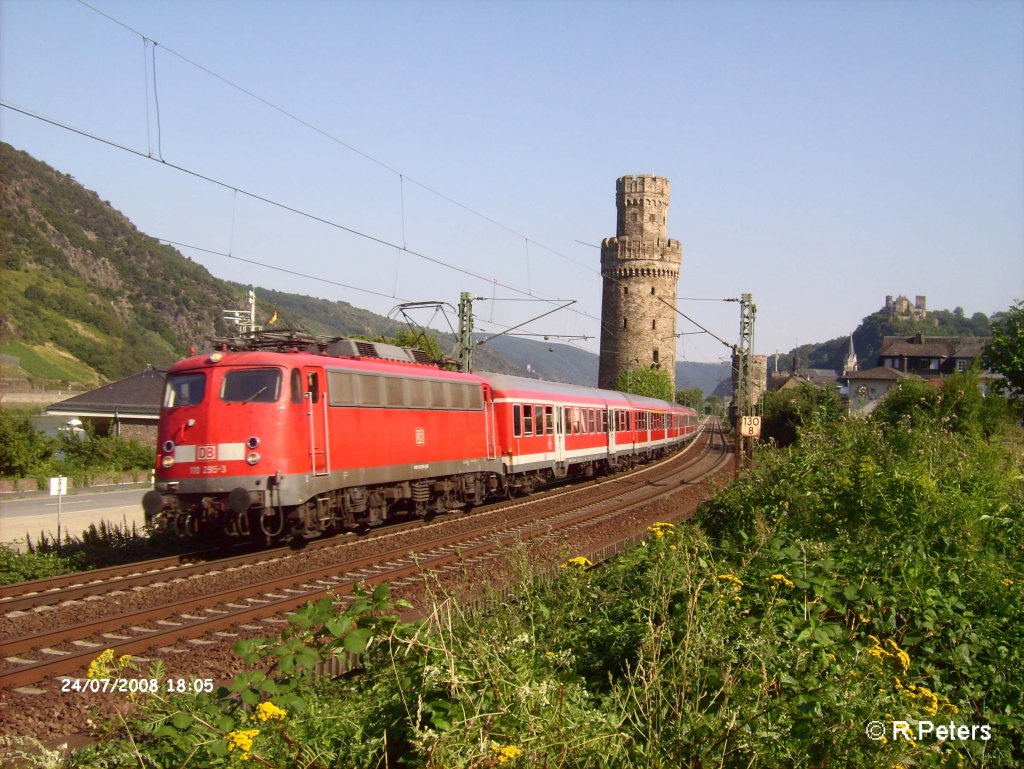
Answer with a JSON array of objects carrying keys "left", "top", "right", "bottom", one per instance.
[
  {"left": 376, "top": 329, "right": 444, "bottom": 362},
  {"left": 761, "top": 383, "right": 843, "bottom": 447},
  {"left": 675, "top": 387, "right": 704, "bottom": 409},
  {"left": 614, "top": 367, "right": 674, "bottom": 401},
  {"left": 705, "top": 394, "right": 725, "bottom": 417},
  {"left": 983, "top": 301, "right": 1024, "bottom": 398},
  {"left": 0, "top": 409, "right": 54, "bottom": 477}
]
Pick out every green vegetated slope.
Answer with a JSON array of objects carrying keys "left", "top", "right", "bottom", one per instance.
[
  {"left": 0, "top": 142, "right": 597, "bottom": 389},
  {"left": 67, "top": 386, "right": 1023, "bottom": 767},
  {"left": 0, "top": 142, "right": 241, "bottom": 386},
  {"left": 775, "top": 307, "right": 997, "bottom": 374}
]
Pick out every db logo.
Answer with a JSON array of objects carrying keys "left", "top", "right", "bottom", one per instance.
[{"left": 197, "top": 445, "right": 218, "bottom": 461}]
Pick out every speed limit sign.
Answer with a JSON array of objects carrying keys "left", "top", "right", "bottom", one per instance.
[{"left": 740, "top": 416, "right": 761, "bottom": 437}]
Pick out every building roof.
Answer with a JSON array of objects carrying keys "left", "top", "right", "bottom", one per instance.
[
  {"left": 46, "top": 367, "right": 166, "bottom": 419},
  {"left": 879, "top": 335, "right": 989, "bottom": 360},
  {"left": 846, "top": 366, "right": 921, "bottom": 382},
  {"left": 771, "top": 368, "right": 839, "bottom": 390}
]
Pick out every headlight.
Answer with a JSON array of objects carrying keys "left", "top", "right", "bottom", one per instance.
[
  {"left": 246, "top": 452, "right": 261, "bottom": 465},
  {"left": 247, "top": 436, "right": 260, "bottom": 449},
  {"left": 162, "top": 440, "right": 175, "bottom": 453},
  {"left": 161, "top": 455, "right": 175, "bottom": 468}
]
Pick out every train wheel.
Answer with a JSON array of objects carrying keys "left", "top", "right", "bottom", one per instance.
[{"left": 173, "top": 512, "right": 198, "bottom": 538}]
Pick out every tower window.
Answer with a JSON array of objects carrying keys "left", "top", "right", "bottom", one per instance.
[
  {"left": 653, "top": 349, "right": 660, "bottom": 363},
  {"left": 650, "top": 287, "right": 655, "bottom": 295},
  {"left": 652, "top": 319, "right": 657, "bottom": 330},
  {"left": 623, "top": 317, "right": 628, "bottom": 330},
  {"left": 623, "top": 286, "right": 628, "bottom": 295},
  {"left": 632, "top": 213, "right": 638, "bottom": 223},
  {"left": 649, "top": 214, "right": 655, "bottom": 222}
]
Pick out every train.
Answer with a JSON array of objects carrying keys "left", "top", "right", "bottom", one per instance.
[{"left": 142, "top": 332, "right": 700, "bottom": 541}]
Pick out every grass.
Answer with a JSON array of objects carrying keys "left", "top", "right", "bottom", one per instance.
[{"left": 53, "top": 411, "right": 1024, "bottom": 767}]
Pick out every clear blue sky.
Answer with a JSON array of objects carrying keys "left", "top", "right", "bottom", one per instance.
[{"left": 2, "top": 0, "right": 1021, "bottom": 364}]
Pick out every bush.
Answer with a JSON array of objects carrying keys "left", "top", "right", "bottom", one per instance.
[
  {"left": 0, "top": 408, "right": 54, "bottom": 477},
  {"left": 68, "top": 419, "right": 1024, "bottom": 767}
]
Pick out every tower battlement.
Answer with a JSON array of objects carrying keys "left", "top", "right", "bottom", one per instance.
[
  {"left": 600, "top": 236, "right": 682, "bottom": 263},
  {"left": 616, "top": 175, "right": 671, "bottom": 196}
]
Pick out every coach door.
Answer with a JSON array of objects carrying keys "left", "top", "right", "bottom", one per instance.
[
  {"left": 482, "top": 384, "right": 496, "bottom": 460},
  {"left": 304, "top": 368, "right": 329, "bottom": 475},
  {"left": 606, "top": 405, "right": 616, "bottom": 461},
  {"left": 554, "top": 405, "right": 566, "bottom": 465}
]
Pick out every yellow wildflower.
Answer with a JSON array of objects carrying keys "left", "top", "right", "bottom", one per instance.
[
  {"left": 490, "top": 743, "right": 523, "bottom": 763},
  {"left": 886, "top": 639, "right": 911, "bottom": 674},
  {"left": 766, "top": 573, "right": 795, "bottom": 588},
  {"left": 648, "top": 522, "right": 676, "bottom": 539},
  {"left": 226, "top": 729, "right": 260, "bottom": 762},
  {"left": 86, "top": 649, "right": 115, "bottom": 679},
  {"left": 866, "top": 636, "right": 909, "bottom": 674},
  {"left": 255, "top": 701, "right": 287, "bottom": 722},
  {"left": 561, "top": 556, "right": 592, "bottom": 569},
  {"left": 1001, "top": 578, "right": 1015, "bottom": 587},
  {"left": 717, "top": 573, "right": 744, "bottom": 589}
]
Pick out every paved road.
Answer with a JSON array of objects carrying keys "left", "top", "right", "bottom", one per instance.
[{"left": 0, "top": 487, "right": 147, "bottom": 550}]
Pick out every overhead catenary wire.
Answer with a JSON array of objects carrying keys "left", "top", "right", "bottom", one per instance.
[
  {"left": 75, "top": 0, "right": 595, "bottom": 278},
  {"left": 0, "top": 101, "right": 587, "bottom": 317},
  {"left": 59, "top": 2, "right": 732, "bottom": 358},
  {"left": 155, "top": 238, "right": 413, "bottom": 304}
]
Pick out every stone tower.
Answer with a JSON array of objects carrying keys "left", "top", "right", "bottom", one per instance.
[{"left": 598, "top": 175, "right": 683, "bottom": 390}]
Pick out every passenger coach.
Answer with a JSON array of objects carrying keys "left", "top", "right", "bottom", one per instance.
[{"left": 486, "top": 373, "right": 698, "bottom": 495}]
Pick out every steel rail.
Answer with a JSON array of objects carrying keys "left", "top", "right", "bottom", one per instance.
[{"left": 1, "top": 426, "right": 726, "bottom": 690}]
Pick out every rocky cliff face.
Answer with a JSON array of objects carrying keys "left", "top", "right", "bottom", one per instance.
[{"left": 1, "top": 143, "right": 245, "bottom": 383}]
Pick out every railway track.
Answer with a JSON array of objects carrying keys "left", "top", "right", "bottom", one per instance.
[{"left": 0, "top": 421, "right": 730, "bottom": 695}]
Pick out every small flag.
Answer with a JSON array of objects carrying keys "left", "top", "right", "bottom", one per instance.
[{"left": 269, "top": 308, "right": 279, "bottom": 325}]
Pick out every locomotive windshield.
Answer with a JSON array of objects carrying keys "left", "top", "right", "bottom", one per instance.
[
  {"left": 221, "top": 368, "right": 282, "bottom": 403},
  {"left": 164, "top": 373, "right": 206, "bottom": 407}
]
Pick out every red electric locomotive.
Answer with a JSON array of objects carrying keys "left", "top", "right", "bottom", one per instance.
[{"left": 143, "top": 334, "right": 699, "bottom": 542}]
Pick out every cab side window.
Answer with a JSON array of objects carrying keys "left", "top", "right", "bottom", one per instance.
[
  {"left": 307, "top": 372, "right": 320, "bottom": 403},
  {"left": 291, "top": 369, "right": 303, "bottom": 404}
]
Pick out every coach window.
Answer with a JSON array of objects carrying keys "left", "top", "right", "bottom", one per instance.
[
  {"left": 221, "top": 368, "right": 282, "bottom": 403},
  {"left": 523, "top": 404, "right": 534, "bottom": 436},
  {"left": 513, "top": 404, "right": 522, "bottom": 437},
  {"left": 534, "top": 405, "right": 545, "bottom": 435},
  {"left": 545, "top": 406, "right": 554, "bottom": 434}
]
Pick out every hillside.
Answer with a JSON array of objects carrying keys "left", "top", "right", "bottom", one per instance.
[
  {"left": 0, "top": 143, "right": 731, "bottom": 394},
  {"left": 1, "top": 142, "right": 241, "bottom": 386},
  {"left": 0, "top": 144, "right": 518, "bottom": 387},
  {"left": 770, "top": 306, "right": 997, "bottom": 375}
]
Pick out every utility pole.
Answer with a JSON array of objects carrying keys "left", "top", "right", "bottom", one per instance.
[
  {"left": 456, "top": 292, "right": 474, "bottom": 373},
  {"left": 733, "top": 292, "right": 759, "bottom": 473}
]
